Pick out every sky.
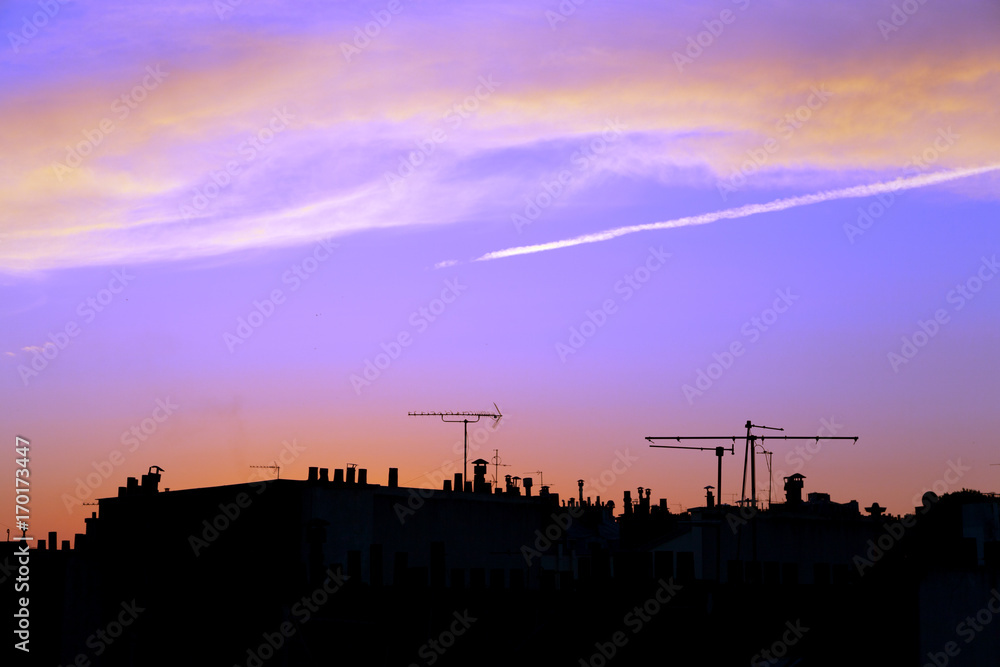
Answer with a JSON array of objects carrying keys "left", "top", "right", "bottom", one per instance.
[{"left": 1, "top": 0, "right": 999, "bottom": 543}]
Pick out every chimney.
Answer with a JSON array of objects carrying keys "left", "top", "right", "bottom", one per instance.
[
  {"left": 126, "top": 477, "right": 139, "bottom": 495},
  {"left": 49, "top": 532, "right": 57, "bottom": 549},
  {"left": 141, "top": 466, "right": 162, "bottom": 493},
  {"left": 578, "top": 480, "right": 584, "bottom": 505},
  {"left": 523, "top": 477, "right": 533, "bottom": 497},
  {"left": 454, "top": 473, "right": 463, "bottom": 493},
  {"left": 319, "top": 468, "right": 329, "bottom": 483},
  {"left": 308, "top": 467, "right": 318, "bottom": 482},
  {"left": 623, "top": 490, "right": 633, "bottom": 516},
  {"left": 346, "top": 464, "right": 357, "bottom": 484},
  {"left": 705, "top": 486, "right": 715, "bottom": 509},
  {"left": 358, "top": 468, "right": 367, "bottom": 485},
  {"left": 333, "top": 469, "right": 344, "bottom": 484},
  {"left": 784, "top": 474, "right": 805, "bottom": 504},
  {"left": 443, "top": 479, "right": 452, "bottom": 492},
  {"left": 388, "top": 468, "right": 398, "bottom": 488}
]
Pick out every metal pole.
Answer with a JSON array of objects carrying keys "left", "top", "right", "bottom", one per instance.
[
  {"left": 716, "top": 447, "right": 723, "bottom": 503},
  {"left": 463, "top": 419, "right": 469, "bottom": 487}
]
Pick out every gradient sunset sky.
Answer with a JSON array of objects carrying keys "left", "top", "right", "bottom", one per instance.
[{"left": 2, "top": 0, "right": 999, "bottom": 542}]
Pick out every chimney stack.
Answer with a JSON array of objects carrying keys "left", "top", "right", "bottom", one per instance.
[
  {"left": 334, "top": 469, "right": 344, "bottom": 483},
  {"left": 358, "top": 468, "right": 367, "bottom": 485},
  {"left": 578, "top": 480, "right": 584, "bottom": 505},
  {"left": 308, "top": 467, "right": 318, "bottom": 482},
  {"left": 319, "top": 468, "right": 329, "bottom": 483},
  {"left": 523, "top": 477, "right": 533, "bottom": 497},
  {"left": 346, "top": 464, "right": 357, "bottom": 484},
  {"left": 388, "top": 468, "right": 398, "bottom": 488}
]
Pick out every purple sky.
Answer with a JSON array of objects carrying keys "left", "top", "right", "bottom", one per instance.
[{"left": 2, "top": 0, "right": 999, "bottom": 540}]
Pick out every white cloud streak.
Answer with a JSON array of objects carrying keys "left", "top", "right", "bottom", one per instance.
[{"left": 472, "top": 165, "right": 1000, "bottom": 262}]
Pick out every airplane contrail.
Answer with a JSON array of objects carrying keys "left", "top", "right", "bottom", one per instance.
[{"left": 470, "top": 164, "right": 1000, "bottom": 263}]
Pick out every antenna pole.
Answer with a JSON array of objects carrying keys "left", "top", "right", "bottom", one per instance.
[{"left": 409, "top": 406, "right": 503, "bottom": 489}]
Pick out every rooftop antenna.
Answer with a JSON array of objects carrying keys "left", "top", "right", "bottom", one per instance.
[
  {"left": 522, "top": 470, "right": 545, "bottom": 488},
  {"left": 250, "top": 462, "right": 280, "bottom": 479},
  {"left": 645, "top": 438, "right": 735, "bottom": 505},
  {"left": 490, "top": 449, "right": 511, "bottom": 486},
  {"left": 409, "top": 403, "right": 502, "bottom": 485},
  {"left": 647, "top": 420, "right": 858, "bottom": 509}
]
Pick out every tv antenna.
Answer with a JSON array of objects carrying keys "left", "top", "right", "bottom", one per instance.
[
  {"left": 647, "top": 420, "right": 858, "bottom": 508},
  {"left": 645, "top": 438, "right": 735, "bottom": 505},
  {"left": 490, "top": 449, "right": 511, "bottom": 486},
  {"left": 522, "top": 470, "right": 545, "bottom": 488},
  {"left": 409, "top": 403, "right": 503, "bottom": 485},
  {"left": 250, "top": 462, "right": 280, "bottom": 479}
]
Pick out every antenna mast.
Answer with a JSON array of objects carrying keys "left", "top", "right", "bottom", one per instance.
[
  {"left": 647, "top": 419, "right": 859, "bottom": 508},
  {"left": 409, "top": 403, "right": 502, "bottom": 486}
]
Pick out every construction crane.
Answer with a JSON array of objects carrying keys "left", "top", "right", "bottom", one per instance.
[
  {"left": 647, "top": 420, "right": 858, "bottom": 508},
  {"left": 409, "top": 403, "right": 502, "bottom": 487},
  {"left": 644, "top": 439, "right": 735, "bottom": 505}
]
